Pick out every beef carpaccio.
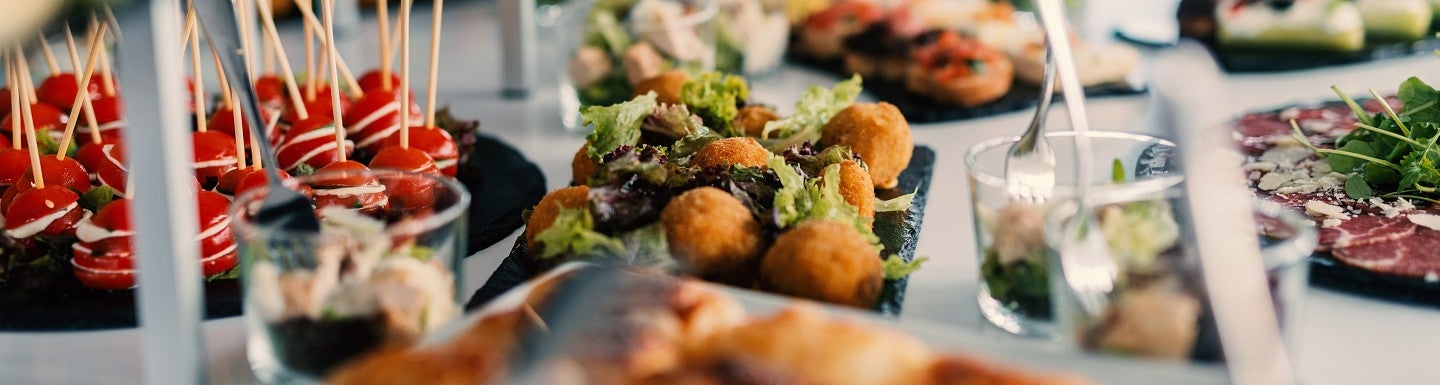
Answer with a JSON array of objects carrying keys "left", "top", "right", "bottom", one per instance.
[{"left": 1234, "top": 98, "right": 1440, "bottom": 283}]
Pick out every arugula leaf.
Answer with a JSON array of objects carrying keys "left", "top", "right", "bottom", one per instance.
[
  {"left": 1344, "top": 176, "right": 1373, "bottom": 199},
  {"left": 1327, "top": 140, "right": 1379, "bottom": 173},
  {"left": 534, "top": 205, "right": 626, "bottom": 259},
  {"left": 883, "top": 255, "right": 927, "bottom": 280},
  {"left": 584, "top": 92, "right": 658, "bottom": 159},
  {"left": 760, "top": 75, "right": 863, "bottom": 151},
  {"left": 79, "top": 185, "right": 121, "bottom": 212},
  {"left": 1398, "top": 77, "right": 1440, "bottom": 123},
  {"left": 680, "top": 72, "right": 749, "bottom": 136}
]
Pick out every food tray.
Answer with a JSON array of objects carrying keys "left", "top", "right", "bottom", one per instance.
[
  {"left": 1229, "top": 100, "right": 1440, "bottom": 307},
  {"left": 786, "top": 55, "right": 1147, "bottom": 124},
  {"left": 467, "top": 145, "right": 937, "bottom": 315},
  {"left": 0, "top": 132, "right": 545, "bottom": 331},
  {"left": 1202, "top": 37, "right": 1440, "bottom": 74},
  {"left": 445, "top": 264, "right": 1228, "bottom": 385}
]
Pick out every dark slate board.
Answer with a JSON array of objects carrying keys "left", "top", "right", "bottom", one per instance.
[
  {"left": 467, "top": 146, "right": 936, "bottom": 316},
  {"left": 1309, "top": 253, "right": 1440, "bottom": 307},
  {"left": 1201, "top": 36, "right": 1440, "bottom": 74},
  {"left": 786, "top": 55, "right": 1147, "bottom": 124},
  {"left": 1230, "top": 101, "right": 1440, "bottom": 307},
  {"left": 0, "top": 133, "right": 544, "bottom": 331}
]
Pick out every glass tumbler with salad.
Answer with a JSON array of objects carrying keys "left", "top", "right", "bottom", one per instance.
[
  {"left": 232, "top": 169, "right": 470, "bottom": 383},
  {"left": 1043, "top": 187, "right": 1317, "bottom": 363},
  {"left": 964, "top": 131, "right": 1180, "bottom": 337},
  {"left": 558, "top": 0, "right": 719, "bottom": 131}
]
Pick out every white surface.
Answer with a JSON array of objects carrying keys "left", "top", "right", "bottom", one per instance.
[{"left": 2, "top": 1, "right": 1440, "bottom": 384}]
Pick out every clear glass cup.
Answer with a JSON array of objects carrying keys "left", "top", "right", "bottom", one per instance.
[
  {"left": 231, "top": 169, "right": 470, "bottom": 383},
  {"left": 557, "top": 0, "right": 719, "bottom": 131},
  {"left": 964, "top": 131, "right": 1181, "bottom": 337},
  {"left": 1043, "top": 194, "right": 1317, "bottom": 362}
]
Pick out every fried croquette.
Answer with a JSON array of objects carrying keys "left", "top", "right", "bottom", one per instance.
[
  {"left": 526, "top": 186, "right": 592, "bottom": 252},
  {"left": 661, "top": 187, "right": 766, "bottom": 283},
  {"left": 820, "top": 102, "right": 913, "bottom": 189},
  {"left": 759, "top": 220, "right": 883, "bottom": 308},
  {"left": 836, "top": 160, "right": 875, "bottom": 221},
  {"left": 571, "top": 144, "right": 599, "bottom": 185},
  {"left": 690, "top": 137, "right": 771, "bottom": 170},
  {"left": 691, "top": 305, "right": 933, "bottom": 385},
  {"left": 733, "top": 105, "right": 780, "bottom": 138},
  {"left": 633, "top": 70, "right": 691, "bottom": 105}
]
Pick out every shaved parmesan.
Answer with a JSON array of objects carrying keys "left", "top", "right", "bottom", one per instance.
[{"left": 1407, "top": 214, "right": 1440, "bottom": 231}]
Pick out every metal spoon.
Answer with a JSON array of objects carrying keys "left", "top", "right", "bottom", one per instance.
[
  {"left": 1004, "top": 50, "right": 1057, "bottom": 203},
  {"left": 193, "top": 1, "right": 320, "bottom": 266},
  {"left": 1032, "top": 0, "right": 1115, "bottom": 318}
]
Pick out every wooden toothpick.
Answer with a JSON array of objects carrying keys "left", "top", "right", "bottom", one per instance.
[
  {"left": 35, "top": 33, "right": 61, "bottom": 74},
  {"left": 17, "top": 47, "right": 44, "bottom": 189},
  {"left": 379, "top": 0, "right": 392, "bottom": 92},
  {"left": 91, "top": 14, "right": 116, "bottom": 97},
  {"left": 424, "top": 0, "right": 443, "bottom": 129},
  {"left": 399, "top": 0, "right": 412, "bottom": 149},
  {"left": 189, "top": 7, "right": 207, "bottom": 133},
  {"left": 210, "top": 46, "right": 234, "bottom": 110},
  {"left": 256, "top": 0, "right": 308, "bottom": 121},
  {"left": 8, "top": 58, "right": 20, "bottom": 150},
  {"left": 324, "top": 0, "right": 346, "bottom": 162},
  {"left": 290, "top": 0, "right": 362, "bottom": 98},
  {"left": 65, "top": 26, "right": 102, "bottom": 145},
  {"left": 56, "top": 24, "right": 107, "bottom": 160}
]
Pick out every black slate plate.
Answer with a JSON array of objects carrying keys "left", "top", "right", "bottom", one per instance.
[
  {"left": 1201, "top": 37, "right": 1440, "bottom": 74},
  {"left": 1228, "top": 101, "right": 1440, "bottom": 307},
  {"left": 1309, "top": 252, "right": 1440, "bottom": 307},
  {"left": 0, "top": 133, "right": 545, "bottom": 331},
  {"left": 468, "top": 146, "right": 937, "bottom": 315},
  {"left": 786, "top": 55, "right": 1147, "bottom": 124}
]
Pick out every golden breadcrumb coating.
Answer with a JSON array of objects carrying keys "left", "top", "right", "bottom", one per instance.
[
  {"left": 820, "top": 102, "right": 913, "bottom": 188},
  {"left": 692, "top": 304, "right": 932, "bottom": 385},
  {"left": 662, "top": 187, "right": 766, "bottom": 283},
  {"left": 837, "top": 159, "right": 875, "bottom": 221},
  {"left": 571, "top": 144, "right": 599, "bottom": 186},
  {"left": 733, "top": 105, "right": 781, "bottom": 138},
  {"left": 691, "top": 137, "right": 771, "bottom": 170},
  {"left": 525, "top": 186, "right": 591, "bottom": 252},
  {"left": 759, "top": 220, "right": 882, "bottom": 308},
  {"left": 633, "top": 70, "right": 691, "bottom": 106}
]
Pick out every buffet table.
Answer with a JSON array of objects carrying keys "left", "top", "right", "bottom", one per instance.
[{"left": 2, "top": 1, "right": 1439, "bottom": 384}]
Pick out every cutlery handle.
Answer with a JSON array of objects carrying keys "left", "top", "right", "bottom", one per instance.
[{"left": 193, "top": 0, "right": 283, "bottom": 181}]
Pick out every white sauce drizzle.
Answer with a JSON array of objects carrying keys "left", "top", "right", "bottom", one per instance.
[{"left": 6, "top": 202, "right": 78, "bottom": 238}]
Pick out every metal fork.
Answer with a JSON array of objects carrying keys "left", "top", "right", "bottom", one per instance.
[
  {"left": 1033, "top": 0, "right": 1115, "bottom": 318},
  {"left": 193, "top": 1, "right": 319, "bottom": 267},
  {"left": 1004, "top": 50, "right": 1057, "bottom": 203}
]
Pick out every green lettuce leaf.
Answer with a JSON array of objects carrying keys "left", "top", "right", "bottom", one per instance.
[
  {"left": 769, "top": 157, "right": 880, "bottom": 246},
  {"left": 585, "top": 92, "right": 658, "bottom": 159},
  {"left": 760, "top": 75, "right": 863, "bottom": 150},
  {"left": 883, "top": 255, "right": 927, "bottom": 280},
  {"left": 534, "top": 205, "right": 626, "bottom": 259},
  {"left": 874, "top": 192, "right": 915, "bottom": 213},
  {"left": 680, "top": 72, "right": 749, "bottom": 136},
  {"left": 79, "top": 185, "right": 120, "bottom": 212}
]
